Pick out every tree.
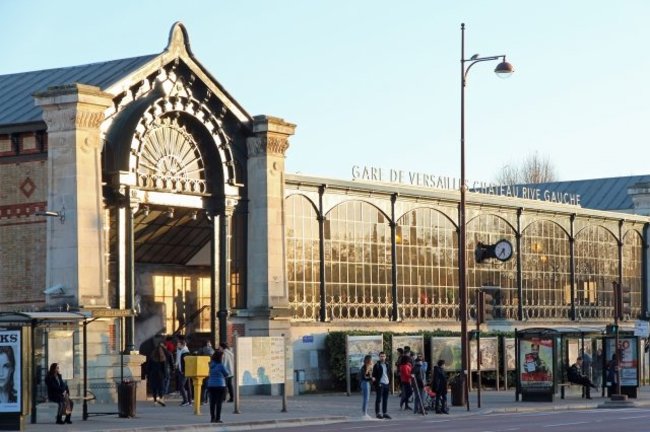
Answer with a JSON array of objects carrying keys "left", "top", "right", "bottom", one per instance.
[{"left": 494, "top": 152, "right": 557, "bottom": 185}]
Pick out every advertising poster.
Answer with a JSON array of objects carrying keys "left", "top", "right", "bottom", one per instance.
[
  {"left": 0, "top": 329, "right": 21, "bottom": 412},
  {"left": 605, "top": 337, "right": 638, "bottom": 386},
  {"left": 236, "top": 337, "right": 285, "bottom": 386},
  {"left": 519, "top": 338, "right": 553, "bottom": 389},
  {"left": 505, "top": 338, "right": 516, "bottom": 371},
  {"left": 391, "top": 335, "right": 424, "bottom": 366},
  {"left": 347, "top": 335, "right": 383, "bottom": 373},
  {"left": 430, "top": 337, "right": 462, "bottom": 371},
  {"left": 470, "top": 338, "right": 498, "bottom": 371}
]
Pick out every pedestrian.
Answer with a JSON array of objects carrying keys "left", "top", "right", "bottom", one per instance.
[
  {"left": 219, "top": 342, "right": 235, "bottom": 402},
  {"left": 567, "top": 357, "right": 597, "bottom": 399},
  {"left": 394, "top": 348, "right": 404, "bottom": 393},
  {"left": 148, "top": 343, "right": 168, "bottom": 406},
  {"left": 398, "top": 355, "right": 413, "bottom": 410},
  {"left": 176, "top": 337, "right": 191, "bottom": 406},
  {"left": 207, "top": 350, "right": 229, "bottom": 423},
  {"left": 372, "top": 351, "right": 391, "bottom": 419},
  {"left": 592, "top": 347, "right": 603, "bottom": 388},
  {"left": 431, "top": 359, "right": 449, "bottom": 414},
  {"left": 411, "top": 355, "right": 426, "bottom": 415},
  {"left": 198, "top": 340, "right": 215, "bottom": 404},
  {"left": 45, "top": 363, "right": 73, "bottom": 424},
  {"left": 606, "top": 353, "right": 619, "bottom": 395},
  {"left": 0, "top": 346, "right": 17, "bottom": 403},
  {"left": 359, "top": 354, "right": 374, "bottom": 419}
]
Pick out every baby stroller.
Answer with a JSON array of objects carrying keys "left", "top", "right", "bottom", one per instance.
[{"left": 422, "top": 385, "right": 437, "bottom": 413}]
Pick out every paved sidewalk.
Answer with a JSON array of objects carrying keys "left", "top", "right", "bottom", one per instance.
[{"left": 24, "top": 386, "right": 650, "bottom": 432}]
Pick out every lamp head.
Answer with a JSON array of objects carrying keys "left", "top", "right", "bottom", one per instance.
[{"left": 494, "top": 59, "right": 514, "bottom": 78}]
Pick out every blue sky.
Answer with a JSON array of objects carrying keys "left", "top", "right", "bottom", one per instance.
[{"left": 2, "top": 1, "right": 648, "bottom": 184}]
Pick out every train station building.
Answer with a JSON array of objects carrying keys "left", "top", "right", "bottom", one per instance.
[{"left": 1, "top": 23, "right": 649, "bottom": 398}]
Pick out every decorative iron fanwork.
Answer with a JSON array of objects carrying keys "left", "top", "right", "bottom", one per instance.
[{"left": 137, "top": 117, "right": 207, "bottom": 194}]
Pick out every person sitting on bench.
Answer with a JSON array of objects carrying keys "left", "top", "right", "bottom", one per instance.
[{"left": 567, "top": 357, "right": 597, "bottom": 399}]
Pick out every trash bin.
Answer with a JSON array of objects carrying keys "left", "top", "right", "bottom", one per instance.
[
  {"left": 118, "top": 381, "right": 137, "bottom": 418},
  {"left": 450, "top": 374, "right": 466, "bottom": 406}
]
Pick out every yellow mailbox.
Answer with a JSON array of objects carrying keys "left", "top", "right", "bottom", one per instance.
[
  {"left": 184, "top": 355, "right": 210, "bottom": 378},
  {"left": 183, "top": 355, "right": 210, "bottom": 415}
]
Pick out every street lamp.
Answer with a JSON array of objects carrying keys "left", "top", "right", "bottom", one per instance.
[{"left": 459, "top": 22, "right": 514, "bottom": 411}]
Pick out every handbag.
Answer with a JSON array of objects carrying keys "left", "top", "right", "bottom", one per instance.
[{"left": 64, "top": 394, "right": 73, "bottom": 415}]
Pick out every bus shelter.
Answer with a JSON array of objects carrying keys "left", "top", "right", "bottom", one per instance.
[
  {"left": 0, "top": 311, "right": 88, "bottom": 429},
  {"left": 515, "top": 327, "right": 604, "bottom": 402}
]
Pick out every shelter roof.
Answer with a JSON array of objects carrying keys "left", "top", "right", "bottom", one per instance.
[{"left": 0, "top": 311, "right": 88, "bottom": 324}]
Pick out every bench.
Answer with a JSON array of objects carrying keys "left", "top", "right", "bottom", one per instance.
[{"left": 557, "top": 382, "right": 586, "bottom": 399}]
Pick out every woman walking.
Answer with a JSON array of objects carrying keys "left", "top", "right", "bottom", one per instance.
[
  {"left": 207, "top": 350, "right": 229, "bottom": 423},
  {"left": 359, "top": 355, "right": 374, "bottom": 419},
  {"left": 45, "top": 363, "right": 73, "bottom": 424}
]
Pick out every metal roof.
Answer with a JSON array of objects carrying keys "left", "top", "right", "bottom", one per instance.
[
  {"left": 0, "top": 55, "right": 157, "bottom": 127},
  {"left": 518, "top": 175, "right": 650, "bottom": 211}
]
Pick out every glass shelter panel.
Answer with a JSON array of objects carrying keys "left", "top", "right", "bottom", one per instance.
[
  {"left": 521, "top": 220, "right": 571, "bottom": 320},
  {"left": 396, "top": 208, "right": 458, "bottom": 320}
]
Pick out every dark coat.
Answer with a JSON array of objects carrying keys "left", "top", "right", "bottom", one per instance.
[
  {"left": 431, "top": 365, "right": 448, "bottom": 395},
  {"left": 45, "top": 373, "right": 68, "bottom": 403},
  {"left": 371, "top": 361, "right": 392, "bottom": 390}
]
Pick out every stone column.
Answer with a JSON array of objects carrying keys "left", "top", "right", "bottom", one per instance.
[
  {"left": 34, "top": 84, "right": 113, "bottom": 308},
  {"left": 246, "top": 115, "right": 296, "bottom": 333}
]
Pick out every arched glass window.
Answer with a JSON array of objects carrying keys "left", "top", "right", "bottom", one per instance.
[
  {"left": 324, "top": 201, "right": 392, "bottom": 320},
  {"left": 285, "top": 195, "right": 320, "bottom": 320},
  {"left": 521, "top": 220, "right": 571, "bottom": 320},
  {"left": 396, "top": 208, "right": 458, "bottom": 319},
  {"left": 575, "top": 225, "right": 618, "bottom": 319},
  {"left": 466, "top": 214, "right": 517, "bottom": 320},
  {"left": 623, "top": 230, "right": 643, "bottom": 319}
]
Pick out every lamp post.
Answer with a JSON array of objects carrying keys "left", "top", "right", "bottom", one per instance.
[{"left": 459, "top": 23, "right": 513, "bottom": 411}]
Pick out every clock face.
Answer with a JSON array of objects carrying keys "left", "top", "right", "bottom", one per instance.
[{"left": 494, "top": 239, "right": 513, "bottom": 262}]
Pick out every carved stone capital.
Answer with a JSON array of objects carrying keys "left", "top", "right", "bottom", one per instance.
[
  {"left": 34, "top": 83, "right": 112, "bottom": 133},
  {"left": 246, "top": 135, "right": 290, "bottom": 158}
]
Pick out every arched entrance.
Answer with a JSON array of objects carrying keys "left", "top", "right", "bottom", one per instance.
[{"left": 100, "top": 38, "right": 250, "bottom": 350}]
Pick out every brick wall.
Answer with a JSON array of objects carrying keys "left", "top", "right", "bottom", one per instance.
[{"left": 0, "top": 151, "right": 48, "bottom": 310}]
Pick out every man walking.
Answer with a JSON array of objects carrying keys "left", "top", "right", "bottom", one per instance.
[
  {"left": 372, "top": 352, "right": 391, "bottom": 419},
  {"left": 175, "top": 337, "right": 191, "bottom": 406}
]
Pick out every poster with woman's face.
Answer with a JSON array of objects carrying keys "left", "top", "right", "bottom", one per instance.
[{"left": 0, "top": 329, "right": 20, "bottom": 412}]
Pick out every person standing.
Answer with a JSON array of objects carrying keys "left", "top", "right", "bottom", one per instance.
[
  {"left": 198, "top": 340, "right": 215, "bottom": 404},
  {"left": 372, "top": 351, "right": 391, "bottom": 419},
  {"left": 359, "top": 355, "right": 374, "bottom": 419},
  {"left": 219, "top": 342, "right": 235, "bottom": 402},
  {"left": 176, "top": 337, "right": 191, "bottom": 406},
  {"left": 398, "top": 355, "right": 413, "bottom": 410},
  {"left": 148, "top": 343, "right": 168, "bottom": 406},
  {"left": 411, "top": 355, "right": 426, "bottom": 415},
  {"left": 431, "top": 359, "right": 449, "bottom": 414},
  {"left": 207, "top": 350, "right": 229, "bottom": 423},
  {"left": 45, "top": 363, "right": 73, "bottom": 424}
]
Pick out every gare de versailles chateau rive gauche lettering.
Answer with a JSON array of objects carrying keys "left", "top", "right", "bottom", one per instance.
[{"left": 351, "top": 164, "right": 582, "bottom": 206}]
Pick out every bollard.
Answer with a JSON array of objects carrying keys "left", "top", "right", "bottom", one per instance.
[{"left": 183, "top": 356, "right": 210, "bottom": 415}]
